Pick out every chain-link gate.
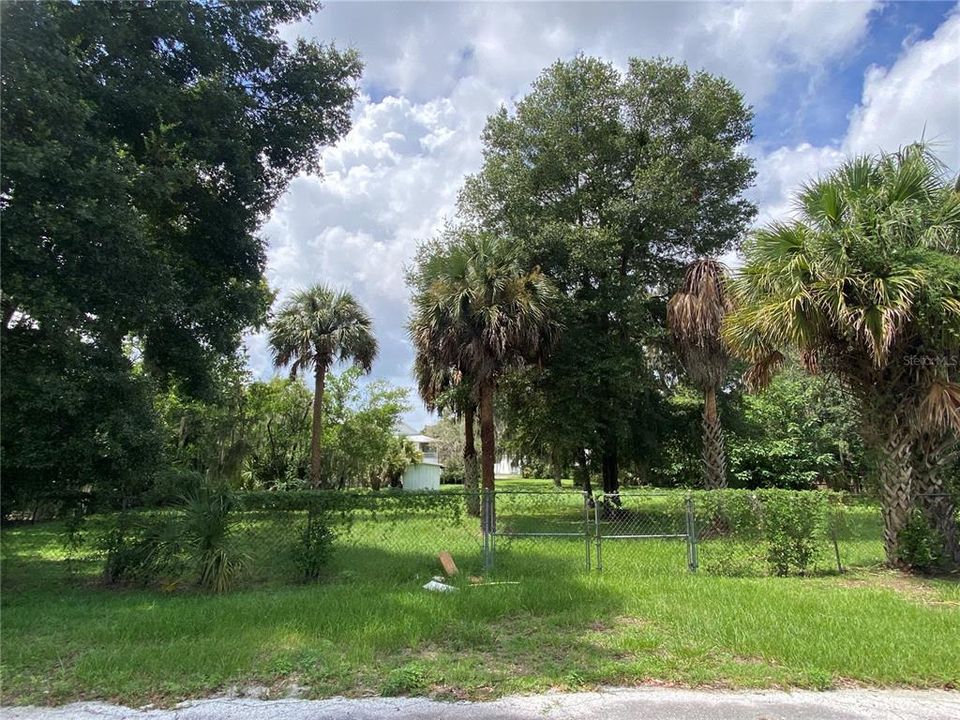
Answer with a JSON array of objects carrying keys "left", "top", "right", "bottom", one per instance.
[
  {"left": 483, "top": 490, "right": 698, "bottom": 574},
  {"left": 593, "top": 491, "right": 698, "bottom": 573}
]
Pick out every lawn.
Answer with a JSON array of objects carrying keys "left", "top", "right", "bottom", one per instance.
[{"left": 2, "top": 481, "right": 959, "bottom": 706}]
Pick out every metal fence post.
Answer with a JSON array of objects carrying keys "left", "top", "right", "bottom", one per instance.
[
  {"left": 482, "top": 488, "right": 494, "bottom": 571},
  {"left": 594, "top": 495, "right": 603, "bottom": 572},
  {"left": 685, "top": 494, "right": 698, "bottom": 573},
  {"left": 583, "top": 492, "right": 592, "bottom": 571}
]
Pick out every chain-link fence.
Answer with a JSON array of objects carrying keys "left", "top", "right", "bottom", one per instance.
[
  {"left": 484, "top": 490, "right": 594, "bottom": 575},
  {"left": 0, "top": 487, "right": 916, "bottom": 593},
  {"left": 483, "top": 490, "right": 698, "bottom": 577},
  {"left": 2, "top": 491, "right": 486, "bottom": 591}
]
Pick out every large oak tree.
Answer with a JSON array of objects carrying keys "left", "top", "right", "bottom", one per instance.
[
  {"left": 459, "top": 56, "right": 756, "bottom": 495},
  {"left": 1, "top": 1, "right": 361, "bottom": 509}
]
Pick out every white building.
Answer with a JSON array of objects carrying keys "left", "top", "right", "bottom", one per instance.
[{"left": 395, "top": 422, "right": 442, "bottom": 491}]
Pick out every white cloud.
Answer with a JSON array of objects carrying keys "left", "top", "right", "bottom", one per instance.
[
  {"left": 246, "top": 83, "right": 501, "bottom": 427},
  {"left": 845, "top": 9, "right": 960, "bottom": 167},
  {"left": 749, "top": 143, "right": 848, "bottom": 227},
  {"left": 303, "top": 1, "right": 877, "bottom": 105},
  {"left": 750, "top": 8, "right": 960, "bottom": 236}
]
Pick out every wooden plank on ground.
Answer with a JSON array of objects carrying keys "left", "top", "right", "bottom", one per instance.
[{"left": 438, "top": 551, "right": 459, "bottom": 576}]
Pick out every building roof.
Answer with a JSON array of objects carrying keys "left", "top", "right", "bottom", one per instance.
[
  {"left": 406, "top": 434, "right": 437, "bottom": 444},
  {"left": 393, "top": 420, "right": 418, "bottom": 437}
]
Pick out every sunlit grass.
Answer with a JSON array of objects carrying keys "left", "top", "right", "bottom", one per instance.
[{"left": 2, "top": 482, "right": 958, "bottom": 706}]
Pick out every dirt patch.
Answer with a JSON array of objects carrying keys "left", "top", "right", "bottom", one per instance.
[{"left": 839, "top": 570, "right": 955, "bottom": 606}]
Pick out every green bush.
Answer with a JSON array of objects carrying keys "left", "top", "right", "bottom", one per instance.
[
  {"left": 898, "top": 510, "right": 944, "bottom": 573},
  {"left": 293, "top": 512, "right": 335, "bottom": 580},
  {"left": 759, "top": 491, "right": 828, "bottom": 576},
  {"left": 692, "top": 489, "right": 839, "bottom": 576},
  {"left": 101, "top": 487, "right": 247, "bottom": 592},
  {"left": 440, "top": 468, "right": 464, "bottom": 485},
  {"left": 142, "top": 467, "right": 205, "bottom": 506},
  {"left": 101, "top": 515, "right": 184, "bottom": 585}
]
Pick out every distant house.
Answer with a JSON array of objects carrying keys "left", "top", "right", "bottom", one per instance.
[
  {"left": 395, "top": 421, "right": 442, "bottom": 491},
  {"left": 494, "top": 456, "right": 521, "bottom": 478}
]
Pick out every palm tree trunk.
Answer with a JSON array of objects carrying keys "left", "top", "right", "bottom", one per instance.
[
  {"left": 877, "top": 423, "right": 915, "bottom": 567},
  {"left": 702, "top": 386, "right": 727, "bottom": 489},
  {"left": 479, "top": 382, "right": 496, "bottom": 533},
  {"left": 463, "top": 405, "right": 480, "bottom": 517},
  {"left": 309, "top": 364, "right": 327, "bottom": 488}
]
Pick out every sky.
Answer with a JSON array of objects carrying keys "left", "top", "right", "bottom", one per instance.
[{"left": 245, "top": 0, "right": 960, "bottom": 429}]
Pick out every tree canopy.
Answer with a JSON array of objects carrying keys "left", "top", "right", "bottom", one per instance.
[
  {"left": 1, "top": 1, "right": 361, "bottom": 507},
  {"left": 458, "top": 56, "right": 756, "bottom": 492}
]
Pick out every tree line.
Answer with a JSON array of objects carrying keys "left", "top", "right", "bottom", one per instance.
[
  {"left": 1, "top": 3, "right": 956, "bottom": 569},
  {"left": 406, "top": 57, "right": 959, "bottom": 567}
]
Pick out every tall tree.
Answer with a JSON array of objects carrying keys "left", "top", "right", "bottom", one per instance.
[
  {"left": 668, "top": 259, "right": 734, "bottom": 488},
  {"left": 269, "top": 286, "right": 378, "bottom": 488},
  {"left": 459, "top": 56, "right": 755, "bottom": 495},
  {"left": 414, "top": 354, "right": 481, "bottom": 515},
  {"left": 724, "top": 145, "right": 960, "bottom": 567},
  {"left": 1, "top": 1, "right": 361, "bottom": 504},
  {"left": 408, "top": 231, "right": 559, "bottom": 529}
]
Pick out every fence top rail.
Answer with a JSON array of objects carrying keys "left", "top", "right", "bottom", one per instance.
[
  {"left": 596, "top": 490, "right": 685, "bottom": 496},
  {"left": 488, "top": 489, "right": 589, "bottom": 496}
]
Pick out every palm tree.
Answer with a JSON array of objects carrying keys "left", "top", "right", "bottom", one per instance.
[
  {"left": 408, "top": 231, "right": 559, "bottom": 530},
  {"left": 269, "top": 285, "right": 378, "bottom": 488},
  {"left": 413, "top": 354, "right": 480, "bottom": 515},
  {"left": 723, "top": 145, "right": 960, "bottom": 566},
  {"left": 668, "top": 259, "right": 733, "bottom": 489}
]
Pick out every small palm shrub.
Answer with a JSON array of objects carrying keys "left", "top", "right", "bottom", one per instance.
[
  {"left": 292, "top": 512, "right": 335, "bottom": 580},
  {"left": 180, "top": 486, "right": 246, "bottom": 593},
  {"left": 101, "top": 487, "right": 246, "bottom": 592}
]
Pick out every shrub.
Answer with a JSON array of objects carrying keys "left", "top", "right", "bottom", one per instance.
[
  {"left": 143, "top": 467, "right": 205, "bottom": 506},
  {"left": 440, "top": 468, "right": 464, "bottom": 485},
  {"left": 898, "top": 510, "right": 944, "bottom": 572},
  {"left": 101, "top": 515, "right": 183, "bottom": 585},
  {"left": 759, "top": 491, "right": 827, "bottom": 576},
  {"left": 293, "top": 512, "right": 335, "bottom": 580},
  {"left": 101, "top": 487, "right": 246, "bottom": 592},
  {"left": 692, "top": 489, "right": 838, "bottom": 576},
  {"left": 180, "top": 487, "right": 246, "bottom": 593}
]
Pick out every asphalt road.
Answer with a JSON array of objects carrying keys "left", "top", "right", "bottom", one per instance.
[{"left": 6, "top": 689, "right": 960, "bottom": 720}]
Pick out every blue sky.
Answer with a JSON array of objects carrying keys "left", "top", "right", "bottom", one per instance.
[
  {"left": 247, "top": 1, "right": 960, "bottom": 428},
  {"left": 751, "top": 1, "right": 955, "bottom": 149}
]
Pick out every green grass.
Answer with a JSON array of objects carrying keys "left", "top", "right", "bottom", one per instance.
[{"left": 3, "top": 481, "right": 959, "bottom": 706}]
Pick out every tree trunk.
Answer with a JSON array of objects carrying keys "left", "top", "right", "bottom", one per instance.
[
  {"left": 601, "top": 432, "right": 620, "bottom": 501},
  {"left": 463, "top": 405, "right": 480, "bottom": 517},
  {"left": 309, "top": 364, "right": 327, "bottom": 488},
  {"left": 576, "top": 447, "right": 592, "bottom": 498},
  {"left": 702, "top": 386, "right": 727, "bottom": 489},
  {"left": 913, "top": 433, "right": 960, "bottom": 569},
  {"left": 877, "top": 423, "right": 915, "bottom": 567},
  {"left": 551, "top": 446, "right": 563, "bottom": 488},
  {"left": 479, "top": 382, "right": 497, "bottom": 533}
]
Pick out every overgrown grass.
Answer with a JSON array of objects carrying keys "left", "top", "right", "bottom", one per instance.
[{"left": 2, "top": 481, "right": 958, "bottom": 706}]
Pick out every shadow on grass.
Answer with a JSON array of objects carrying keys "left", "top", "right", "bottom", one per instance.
[{"left": 1, "top": 539, "right": 626, "bottom": 706}]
